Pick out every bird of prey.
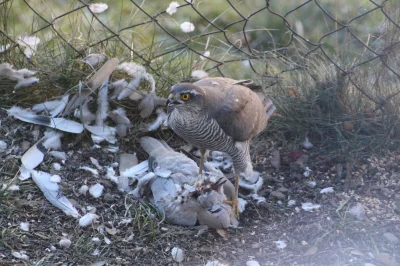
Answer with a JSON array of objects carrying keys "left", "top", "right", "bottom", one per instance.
[{"left": 166, "top": 77, "right": 275, "bottom": 216}]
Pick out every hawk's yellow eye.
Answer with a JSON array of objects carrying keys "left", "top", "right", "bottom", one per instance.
[{"left": 180, "top": 93, "right": 191, "bottom": 101}]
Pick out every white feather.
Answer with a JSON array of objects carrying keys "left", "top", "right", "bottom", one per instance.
[
  {"left": 82, "top": 53, "right": 106, "bottom": 67},
  {"left": 74, "top": 97, "right": 96, "bottom": 123},
  {"left": 110, "top": 79, "right": 128, "bottom": 99},
  {"left": 85, "top": 124, "right": 116, "bottom": 137},
  {"left": 117, "top": 75, "right": 142, "bottom": 100},
  {"left": 147, "top": 108, "right": 167, "bottom": 131},
  {"left": 32, "top": 94, "right": 69, "bottom": 117},
  {"left": 8, "top": 106, "right": 84, "bottom": 133},
  {"left": 79, "top": 166, "right": 99, "bottom": 176},
  {"left": 79, "top": 213, "right": 99, "bottom": 227},
  {"left": 121, "top": 160, "right": 148, "bottom": 178},
  {"left": 89, "top": 183, "right": 104, "bottom": 198},
  {"left": 16, "top": 68, "right": 36, "bottom": 77},
  {"left": 108, "top": 108, "right": 130, "bottom": 125},
  {"left": 95, "top": 78, "right": 109, "bottom": 126},
  {"left": 31, "top": 170, "right": 80, "bottom": 218},
  {"left": 48, "top": 151, "right": 67, "bottom": 161},
  {"left": 14, "top": 77, "right": 39, "bottom": 89},
  {"left": 21, "top": 131, "right": 62, "bottom": 169}
]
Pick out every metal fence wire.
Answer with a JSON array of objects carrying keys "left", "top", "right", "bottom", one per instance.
[{"left": 0, "top": 0, "right": 399, "bottom": 113}]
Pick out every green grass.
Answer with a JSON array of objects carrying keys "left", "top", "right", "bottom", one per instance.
[{"left": 1, "top": 0, "right": 400, "bottom": 155}]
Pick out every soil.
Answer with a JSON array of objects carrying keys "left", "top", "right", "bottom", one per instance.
[{"left": 0, "top": 109, "right": 399, "bottom": 266}]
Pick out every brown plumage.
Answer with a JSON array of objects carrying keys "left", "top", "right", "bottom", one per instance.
[{"left": 167, "top": 77, "right": 275, "bottom": 216}]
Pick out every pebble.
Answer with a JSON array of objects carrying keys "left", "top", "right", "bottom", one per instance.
[
  {"left": 269, "top": 191, "right": 285, "bottom": 200},
  {"left": 383, "top": 232, "right": 399, "bottom": 244}
]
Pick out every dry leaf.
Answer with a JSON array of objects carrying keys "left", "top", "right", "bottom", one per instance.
[
  {"left": 216, "top": 228, "right": 228, "bottom": 240},
  {"left": 288, "top": 88, "right": 297, "bottom": 98}
]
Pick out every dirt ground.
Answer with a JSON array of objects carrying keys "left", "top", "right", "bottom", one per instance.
[{"left": 0, "top": 108, "right": 399, "bottom": 266}]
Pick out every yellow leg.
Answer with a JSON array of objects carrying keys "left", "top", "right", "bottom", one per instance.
[
  {"left": 199, "top": 148, "right": 206, "bottom": 175},
  {"left": 224, "top": 174, "right": 240, "bottom": 218}
]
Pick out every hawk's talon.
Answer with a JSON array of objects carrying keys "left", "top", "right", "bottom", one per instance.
[{"left": 224, "top": 198, "right": 240, "bottom": 219}]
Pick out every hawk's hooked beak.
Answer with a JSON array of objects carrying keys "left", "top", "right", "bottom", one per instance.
[{"left": 166, "top": 93, "right": 181, "bottom": 107}]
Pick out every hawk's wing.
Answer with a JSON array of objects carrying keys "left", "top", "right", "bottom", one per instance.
[{"left": 194, "top": 77, "right": 268, "bottom": 141}]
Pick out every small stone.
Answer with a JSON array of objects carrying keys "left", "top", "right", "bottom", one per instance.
[
  {"left": 383, "top": 232, "right": 399, "bottom": 244},
  {"left": 269, "top": 191, "right": 285, "bottom": 200}
]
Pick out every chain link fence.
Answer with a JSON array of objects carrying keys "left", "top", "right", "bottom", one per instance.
[{"left": 1, "top": 0, "right": 399, "bottom": 117}]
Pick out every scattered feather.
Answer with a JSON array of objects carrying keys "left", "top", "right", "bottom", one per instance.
[
  {"left": 12, "top": 251, "right": 29, "bottom": 260},
  {"left": 104, "top": 236, "right": 111, "bottom": 245},
  {"left": 21, "top": 131, "right": 62, "bottom": 170},
  {"left": 108, "top": 108, "right": 130, "bottom": 125},
  {"left": 200, "top": 50, "right": 210, "bottom": 60},
  {"left": 121, "top": 160, "right": 148, "bottom": 178},
  {"left": 246, "top": 261, "right": 261, "bottom": 266},
  {"left": 116, "top": 62, "right": 146, "bottom": 77},
  {"left": 166, "top": 2, "right": 180, "bottom": 15},
  {"left": 32, "top": 95, "right": 69, "bottom": 117},
  {"left": 180, "top": 21, "right": 195, "bottom": 33},
  {"left": 82, "top": 53, "right": 106, "bottom": 67},
  {"left": 191, "top": 69, "right": 208, "bottom": 79},
  {"left": 89, "top": 183, "right": 104, "bottom": 198},
  {"left": 301, "top": 202, "right": 321, "bottom": 212},
  {"left": 19, "top": 165, "right": 31, "bottom": 180},
  {"left": 74, "top": 97, "right": 96, "bottom": 123},
  {"left": 0, "top": 63, "right": 24, "bottom": 81},
  {"left": 50, "top": 174, "right": 61, "bottom": 182},
  {"left": 138, "top": 92, "right": 156, "bottom": 118},
  {"left": 106, "top": 145, "right": 119, "bottom": 153},
  {"left": 306, "top": 180, "right": 316, "bottom": 188},
  {"left": 85, "top": 125, "right": 116, "bottom": 137},
  {"left": 52, "top": 163, "right": 62, "bottom": 171},
  {"left": 303, "top": 136, "right": 313, "bottom": 149},
  {"left": 205, "top": 261, "right": 228, "bottom": 266},
  {"left": 238, "top": 198, "right": 248, "bottom": 213},
  {"left": 8, "top": 106, "right": 84, "bottom": 133},
  {"left": 16, "top": 68, "right": 36, "bottom": 77},
  {"left": 0, "top": 140, "right": 7, "bottom": 152},
  {"left": 31, "top": 170, "right": 80, "bottom": 218},
  {"left": 78, "top": 185, "right": 89, "bottom": 195},
  {"left": 90, "top": 157, "right": 103, "bottom": 170},
  {"left": 80, "top": 166, "right": 99, "bottom": 176},
  {"left": 20, "top": 222, "right": 30, "bottom": 231},
  {"left": 171, "top": 247, "right": 184, "bottom": 263},
  {"left": 106, "top": 167, "right": 119, "bottom": 184},
  {"left": 288, "top": 199, "right": 296, "bottom": 206},
  {"left": 274, "top": 240, "right": 287, "bottom": 249},
  {"left": 91, "top": 237, "right": 101, "bottom": 243},
  {"left": 89, "top": 3, "right": 108, "bottom": 13},
  {"left": 49, "top": 151, "right": 67, "bottom": 161},
  {"left": 250, "top": 193, "right": 266, "bottom": 204},
  {"left": 320, "top": 187, "right": 334, "bottom": 194},
  {"left": 147, "top": 108, "right": 167, "bottom": 131},
  {"left": 95, "top": 78, "right": 109, "bottom": 126},
  {"left": 110, "top": 79, "right": 128, "bottom": 99},
  {"left": 303, "top": 166, "right": 312, "bottom": 177},
  {"left": 14, "top": 77, "right": 39, "bottom": 89},
  {"left": 79, "top": 213, "right": 100, "bottom": 227}
]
